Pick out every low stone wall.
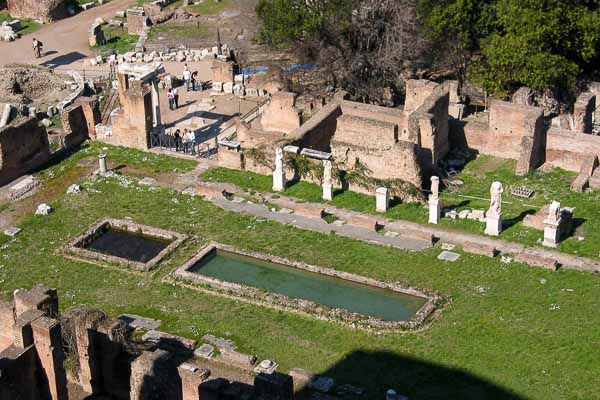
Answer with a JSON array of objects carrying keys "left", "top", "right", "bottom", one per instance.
[
  {"left": 0, "top": 117, "right": 51, "bottom": 186},
  {"left": 7, "top": 0, "right": 68, "bottom": 23},
  {"left": 174, "top": 242, "right": 441, "bottom": 333},
  {"left": 63, "top": 218, "right": 187, "bottom": 272},
  {"left": 546, "top": 128, "right": 600, "bottom": 172}
]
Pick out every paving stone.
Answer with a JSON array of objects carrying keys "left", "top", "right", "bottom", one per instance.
[
  {"left": 4, "top": 227, "right": 21, "bottom": 237},
  {"left": 118, "top": 314, "right": 161, "bottom": 330},
  {"left": 138, "top": 177, "right": 157, "bottom": 186},
  {"left": 437, "top": 251, "right": 460, "bottom": 262},
  {"left": 194, "top": 343, "right": 215, "bottom": 359},
  {"left": 202, "top": 334, "right": 236, "bottom": 351},
  {"left": 441, "top": 243, "right": 456, "bottom": 250}
]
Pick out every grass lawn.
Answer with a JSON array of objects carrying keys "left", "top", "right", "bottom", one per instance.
[
  {"left": 0, "top": 144, "right": 598, "bottom": 398},
  {"left": 203, "top": 157, "right": 600, "bottom": 259},
  {"left": 0, "top": 11, "right": 41, "bottom": 35},
  {"left": 92, "top": 26, "right": 138, "bottom": 55},
  {"left": 187, "top": 0, "right": 233, "bottom": 15}
]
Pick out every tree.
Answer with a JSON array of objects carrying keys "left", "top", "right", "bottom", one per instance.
[
  {"left": 419, "top": 0, "right": 495, "bottom": 92},
  {"left": 473, "top": 0, "right": 600, "bottom": 94}
]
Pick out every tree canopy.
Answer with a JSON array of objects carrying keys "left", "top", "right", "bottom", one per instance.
[{"left": 256, "top": 0, "right": 600, "bottom": 98}]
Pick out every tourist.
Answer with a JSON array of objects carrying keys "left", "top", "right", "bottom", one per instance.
[
  {"left": 185, "top": 128, "right": 196, "bottom": 155},
  {"left": 191, "top": 71, "right": 201, "bottom": 91},
  {"left": 32, "top": 38, "right": 43, "bottom": 58},
  {"left": 183, "top": 66, "right": 192, "bottom": 91},
  {"left": 167, "top": 89, "right": 175, "bottom": 111},
  {"left": 173, "top": 129, "right": 182, "bottom": 152},
  {"left": 173, "top": 87, "right": 179, "bottom": 109}
]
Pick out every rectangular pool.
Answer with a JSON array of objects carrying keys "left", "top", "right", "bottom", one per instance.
[
  {"left": 189, "top": 249, "right": 427, "bottom": 322},
  {"left": 84, "top": 227, "right": 173, "bottom": 264}
]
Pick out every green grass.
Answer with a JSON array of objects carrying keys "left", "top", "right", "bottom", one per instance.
[
  {"left": 92, "top": 26, "right": 138, "bottom": 55},
  {"left": 0, "top": 11, "right": 41, "bottom": 35},
  {"left": 1, "top": 145, "right": 599, "bottom": 398},
  {"left": 203, "top": 159, "right": 600, "bottom": 259},
  {"left": 187, "top": 0, "right": 233, "bottom": 15}
]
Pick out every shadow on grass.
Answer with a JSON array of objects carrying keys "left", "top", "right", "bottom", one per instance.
[
  {"left": 295, "top": 350, "right": 525, "bottom": 400},
  {"left": 503, "top": 209, "right": 536, "bottom": 230}
]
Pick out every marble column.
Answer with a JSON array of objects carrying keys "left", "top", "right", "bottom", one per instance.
[
  {"left": 272, "top": 148, "right": 285, "bottom": 192},
  {"left": 322, "top": 160, "right": 333, "bottom": 201}
]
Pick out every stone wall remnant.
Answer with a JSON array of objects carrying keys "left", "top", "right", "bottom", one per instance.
[
  {"left": 260, "top": 92, "right": 302, "bottom": 134},
  {"left": 7, "top": 0, "right": 68, "bottom": 23},
  {"left": 0, "top": 117, "right": 51, "bottom": 186}
]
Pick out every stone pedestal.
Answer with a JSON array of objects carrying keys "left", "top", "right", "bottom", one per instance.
[
  {"left": 484, "top": 213, "right": 503, "bottom": 236},
  {"left": 98, "top": 154, "right": 107, "bottom": 174},
  {"left": 322, "top": 160, "right": 333, "bottom": 201},
  {"left": 428, "top": 199, "right": 440, "bottom": 224},
  {"left": 322, "top": 183, "right": 333, "bottom": 201},
  {"left": 376, "top": 187, "right": 389, "bottom": 213},
  {"left": 543, "top": 220, "right": 561, "bottom": 248}
]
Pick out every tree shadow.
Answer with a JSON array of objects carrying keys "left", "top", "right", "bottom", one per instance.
[
  {"left": 295, "top": 350, "right": 525, "bottom": 400},
  {"left": 503, "top": 209, "right": 536, "bottom": 230}
]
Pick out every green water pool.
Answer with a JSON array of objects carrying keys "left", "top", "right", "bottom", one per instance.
[{"left": 190, "top": 249, "right": 427, "bottom": 322}]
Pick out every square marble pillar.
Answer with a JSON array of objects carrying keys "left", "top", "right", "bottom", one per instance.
[
  {"left": 428, "top": 199, "right": 441, "bottom": 224},
  {"left": 543, "top": 220, "right": 561, "bottom": 248},
  {"left": 322, "top": 183, "right": 333, "bottom": 201},
  {"left": 484, "top": 213, "right": 502, "bottom": 236},
  {"left": 376, "top": 187, "right": 389, "bottom": 212}
]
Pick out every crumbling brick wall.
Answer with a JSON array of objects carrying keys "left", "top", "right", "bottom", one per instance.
[
  {"left": 0, "top": 117, "right": 51, "bottom": 186},
  {"left": 211, "top": 60, "right": 234, "bottom": 83},
  {"left": 546, "top": 128, "right": 600, "bottom": 172},
  {"left": 7, "top": 0, "right": 68, "bottom": 23},
  {"left": 110, "top": 73, "right": 153, "bottom": 150},
  {"left": 331, "top": 114, "right": 423, "bottom": 189},
  {"left": 460, "top": 100, "right": 544, "bottom": 161},
  {"left": 260, "top": 92, "right": 302, "bottom": 134}
]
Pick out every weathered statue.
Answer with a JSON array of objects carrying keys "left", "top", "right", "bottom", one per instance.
[
  {"left": 274, "top": 147, "right": 284, "bottom": 172},
  {"left": 430, "top": 176, "right": 440, "bottom": 202},
  {"left": 546, "top": 201, "right": 561, "bottom": 224},
  {"left": 487, "top": 181, "right": 503, "bottom": 217}
]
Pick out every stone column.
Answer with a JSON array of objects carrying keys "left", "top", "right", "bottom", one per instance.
[
  {"left": 484, "top": 181, "right": 503, "bottom": 236},
  {"left": 98, "top": 154, "right": 107, "bottom": 174},
  {"left": 151, "top": 79, "right": 161, "bottom": 128},
  {"left": 272, "top": 147, "right": 286, "bottom": 192},
  {"left": 428, "top": 176, "right": 441, "bottom": 224},
  {"left": 76, "top": 326, "right": 100, "bottom": 394},
  {"left": 543, "top": 201, "right": 562, "bottom": 248},
  {"left": 31, "top": 317, "right": 68, "bottom": 400},
  {"left": 178, "top": 363, "right": 210, "bottom": 400},
  {"left": 322, "top": 160, "right": 333, "bottom": 201},
  {"left": 376, "top": 187, "right": 389, "bottom": 212}
]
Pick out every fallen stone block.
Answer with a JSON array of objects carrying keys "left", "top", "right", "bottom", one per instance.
[
  {"left": 513, "top": 251, "right": 559, "bottom": 271},
  {"left": 219, "top": 348, "right": 257, "bottom": 368},
  {"left": 118, "top": 314, "right": 161, "bottom": 330},
  {"left": 462, "top": 242, "right": 498, "bottom": 258},
  {"left": 142, "top": 330, "right": 197, "bottom": 351},
  {"left": 293, "top": 203, "right": 324, "bottom": 219},
  {"left": 4, "top": 227, "right": 21, "bottom": 237}
]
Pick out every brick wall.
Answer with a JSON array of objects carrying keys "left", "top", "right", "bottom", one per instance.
[
  {"left": 0, "top": 117, "right": 51, "bottom": 186},
  {"left": 7, "top": 0, "right": 67, "bottom": 23},
  {"left": 260, "top": 92, "right": 302, "bottom": 134}
]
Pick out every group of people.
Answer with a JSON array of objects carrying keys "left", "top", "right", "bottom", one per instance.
[
  {"left": 166, "top": 64, "right": 203, "bottom": 111},
  {"left": 171, "top": 128, "right": 197, "bottom": 155}
]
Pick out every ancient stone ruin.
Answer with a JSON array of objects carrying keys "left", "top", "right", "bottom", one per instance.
[
  {"left": 0, "top": 285, "right": 365, "bottom": 400},
  {"left": 6, "top": 0, "right": 68, "bottom": 23}
]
